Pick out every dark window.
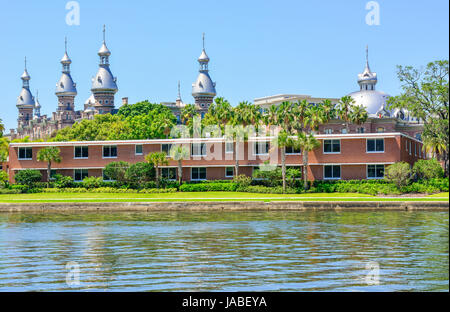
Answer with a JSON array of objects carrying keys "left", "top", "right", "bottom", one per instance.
[
  {"left": 161, "top": 168, "right": 177, "bottom": 180},
  {"left": 74, "top": 169, "right": 89, "bottom": 181},
  {"left": 368, "top": 165, "right": 384, "bottom": 179},
  {"left": 324, "top": 165, "right": 341, "bottom": 179},
  {"left": 18, "top": 147, "right": 33, "bottom": 160},
  {"left": 103, "top": 145, "right": 117, "bottom": 158},
  {"left": 367, "top": 139, "right": 384, "bottom": 152},
  {"left": 135, "top": 145, "right": 143, "bottom": 155},
  {"left": 162, "top": 144, "right": 173, "bottom": 155},
  {"left": 285, "top": 145, "right": 301, "bottom": 154},
  {"left": 191, "top": 143, "right": 206, "bottom": 156},
  {"left": 254, "top": 142, "right": 270, "bottom": 155},
  {"left": 74, "top": 146, "right": 89, "bottom": 158},
  {"left": 323, "top": 140, "right": 340, "bottom": 153},
  {"left": 191, "top": 167, "right": 206, "bottom": 180},
  {"left": 225, "top": 167, "right": 234, "bottom": 177}
]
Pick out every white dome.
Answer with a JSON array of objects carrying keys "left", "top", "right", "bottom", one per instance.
[
  {"left": 56, "top": 73, "right": 77, "bottom": 95},
  {"left": 348, "top": 90, "right": 390, "bottom": 116},
  {"left": 192, "top": 72, "right": 216, "bottom": 96},
  {"left": 17, "top": 88, "right": 35, "bottom": 107},
  {"left": 91, "top": 67, "right": 118, "bottom": 92}
]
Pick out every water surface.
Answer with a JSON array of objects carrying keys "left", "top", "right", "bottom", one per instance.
[{"left": 0, "top": 210, "right": 448, "bottom": 291}]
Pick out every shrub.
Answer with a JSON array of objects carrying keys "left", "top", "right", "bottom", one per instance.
[
  {"left": 126, "top": 162, "right": 155, "bottom": 185},
  {"left": 385, "top": 162, "right": 412, "bottom": 189},
  {"left": 252, "top": 168, "right": 282, "bottom": 187},
  {"left": 243, "top": 185, "right": 298, "bottom": 194},
  {"left": 104, "top": 161, "right": 130, "bottom": 185},
  {"left": 41, "top": 187, "right": 177, "bottom": 194},
  {"left": 0, "top": 188, "right": 22, "bottom": 194},
  {"left": 180, "top": 183, "right": 238, "bottom": 192},
  {"left": 413, "top": 159, "right": 444, "bottom": 180},
  {"left": 233, "top": 174, "right": 252, "bottom": 189},
  {"left": 14, "top": 169, "right": 42, "bottom": 187},
  {"left": 53, "top": 174, "right": 74, "bottom": 188},
  {"left": 0, "top": 171, "right": 9, "bottom": 188},
  {"left": 82, "top": 176, "right": 103, "bottom": 189}
]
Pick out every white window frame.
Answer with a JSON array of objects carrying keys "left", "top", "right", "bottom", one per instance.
[
  {"left": 225, "top": 167, "right": 234, "bottom": 178},
  {"left": 225, "top": 142, "right": 234, "bottom": 154},
  {"left": 323, "top": 139, "right": 341, "bottom": 154},
  {"left": 191, "top": 143, "right": 206, "bottom": 157},
  {"left": 366, "top": 138, "right": 385, "bottom": 153},
  {"left": 74, "top": 169, "right": 89, "bottom": 182},
  {"left": 18, "top": 147, "right": 33, "bottom": 160},
  {"left": 324, "top": 128, "right": 333, "bottom": 134},
  {"left": 135, "top": 144, "right": 143, "bottom": 156},
  {"left": 74, "top": 146, "right": 89, "bottom": 159},
  {"left": 367, "top": 164, "right": 385, "bottom": 179},
  {"left": 161, "top": 143, "right": 173, "bottom": 156},
  {"left": 323, "top": 165, "right": 341, "bottom": 180},
  {"left": 102, "top": 145, "right": 118, "bottom": 159},
  {"left": 191, "top": 167, "right": 207, "bottom": 181},
  {"left": 253, "top": 142, "right": 270, "bottom": 156},
  {"left": 285, "top": 145, "right": 301, "bottom": 155},
  {"left": 161, "top": 167, "right": 177, "bottom": 181}
]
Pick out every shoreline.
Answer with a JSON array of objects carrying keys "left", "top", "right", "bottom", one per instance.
[{"left": 0, "top": 201, "right": 448, "bottom": 213}]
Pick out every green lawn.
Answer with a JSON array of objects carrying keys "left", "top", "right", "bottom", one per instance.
[{"left": 0, "top": 192, "right": 448, "bottom": 203}]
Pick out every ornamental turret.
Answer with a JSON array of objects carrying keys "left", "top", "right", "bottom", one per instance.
[
  {"left": 34, "top": 90, "right": 41, "bottom": 119},
  {"left": 192, "top": 33, "right": 216, "bottom": 114},
  {"left": 17, "top": 57, "right": 35, "bottom": 128},
  {"left": 55, "top": 38, "right": 77, "bottom": 125},
  {"left": 357, "top": 46, "right": 378, "bottom": 91},
  {"left": 91, "top": 25, "right": 118, "bottom": 114}
]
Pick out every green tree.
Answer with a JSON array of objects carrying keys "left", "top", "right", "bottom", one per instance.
[
  {"left": 14, "top": 169, "right": 42, "bottom": 187},
  {"left": 387, "top": 60, "right": 449, "bottom": 176},
  {"left": 0, "top": 118, "right": 4, "bottom": 136},
  {"left": 294, "top": 132, "right": 321, "bottom": 190},
  {"left": 126, "top": 162, "right": 155, "bottom": 185},
  {"left": 145, "top": 152, "right": 169, "bottom": 188},
  {"left": 272, "top": 130, "right": 294, "bottom": 193},
  {"left": 104, "top": 161, "right": 130, "bottom": 185},
  {"left": 0, "top": 171, "right": 8, "bottom": 188},
  {"left": 412, "top": 158, "right": 444, "bottom": 180},
  {"left": 385, "top": 162, "right": 412, "bottom": 188},
  {"left": 336, "top": 95, "right": 364, "bottom": 133},
  {"left": 36, "top": 147, "right": 62, "bottom": 186},
  {"left": 169, "top": 145, "right": 190, "bottom": 185}
]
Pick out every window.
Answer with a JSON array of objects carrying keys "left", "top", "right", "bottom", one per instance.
[
  {"left": 225, "top": 142, "right": 234, "bottom": 154},
  {"left": 74, "top": 169, "right": 89, "bottom": 182},
  {"left": 103, "top": 170, "right": 114, "bottom": 182},
  {"left": 254, "top": 142, "right": 270, "bottom": 155},
  {"left": 191, "top": 167, "right": 206, "bottom": 180},
  {"left": 357, "top": 127, "right": 365, "bottom": 134},
  {"left": 18, "top": 147, "right": 33, "bottom": 160},
  {"left": 324, "top": 129, "right": 333, "bottom": 134},
  {"left": 324, "top": 165, "right": 341, "bottom": 180},
  {"left": 323, "top": 140, "right": 340, "bottom": 153},
  {"left": 409, "top": 141, "right": 412, "bottom": 155},
  {"left": 191, "top": 143, "right": 206, "bottom": 156},
  {"left": 341, "top": 128, "right": 348, "bottom": 134},
  {"left": 377, "top": 127, "right": 385, "bottom": 133},
  {"left": 285, "top": 145, "right": 301, "bottom": 154},
  {"left": 414, "top": 143, "right": 417, "bottom": 156},
  {"left": 50, "top": 170, "right": 57, "bottom": 180},
  {"left": 161, "top": 144, "right": 173, "bottom": 155},
  {"left": 415, "top": 133, "right": 422, "bottom": 141},
  {"left": 135, "top": 144, "right": 143, "bottom": 155},
  {"left": 367, "top": 165, "right": 384, "bottom": 179},
  {"left": 74, "top": 146, "right": 88, "bottom": 159},
  {"left": 225, "top": 167, "right": 234, "bottom": 178},
  {"left": 367, "top": 139, "right": 384, "bottom": 153},
  {"left": 103, "top": 145, "right": 117, "bottom": 158},
  {"left": 161, "top": 168, "right": 177, "bottom": 180}
]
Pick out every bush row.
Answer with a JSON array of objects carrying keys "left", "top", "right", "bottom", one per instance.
[{"left": 41, "top": 187, "right": 177, "bottom": 194}]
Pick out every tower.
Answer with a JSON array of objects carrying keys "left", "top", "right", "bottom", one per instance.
[
  {"left": 357, "top": 46, "right": 378, "bottom": 91},
  {"left": 192, "top": 33, "right": 216, "bottom": 114},
  {"left": 91, "top": 25, "right": 118, "bottom": 114},
  {"left": 34, "top": 90, "right": 41, "bottom": 119},
  {"left": 16, "top": 57, "right": 35, "bottom": 128},
  {"left": 55, "top": 37, "right": 77, "bottom": 126}
]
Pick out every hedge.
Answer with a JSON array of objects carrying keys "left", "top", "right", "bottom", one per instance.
[
  {"left": 41, "top": 187, "right": 177, "bottom": 194},
  {"left": 179, "top": 182, "right": 238, "bottom": 192}
]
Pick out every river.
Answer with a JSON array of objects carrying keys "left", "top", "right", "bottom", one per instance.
[{"left": 0, "top": 210, "right": 448, "bottom": 291}]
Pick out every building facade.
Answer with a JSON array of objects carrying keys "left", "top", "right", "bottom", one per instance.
[{"left": 8, "top": 132, "right": 424, "bottom": 183}]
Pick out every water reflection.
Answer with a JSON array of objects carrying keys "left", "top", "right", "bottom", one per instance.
[{"left": 0, "top": 211, "right": 448, "bottom": 291}]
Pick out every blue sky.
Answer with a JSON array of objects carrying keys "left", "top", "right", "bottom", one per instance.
[{"left": 0, "top": 0, "right": 448, "bottom": 131}]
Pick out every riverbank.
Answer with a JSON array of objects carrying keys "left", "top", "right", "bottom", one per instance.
[{"left": 0, "top": 192, "right": 448, "bottom": 212}]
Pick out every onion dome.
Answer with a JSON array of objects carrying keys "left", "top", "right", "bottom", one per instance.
[
  {"left": 192, "top": 34, "right": 216, "bottom": 97},
  {"left": 91, "top": 25, "right": 118, "bottom": 93},
  {"left": 17, "top": 57, "right": 35, "bottom": 108},
  {"left": 55, "top": 38, "right": 77, "bottom": 96}
]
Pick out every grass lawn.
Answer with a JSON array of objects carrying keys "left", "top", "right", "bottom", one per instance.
[{"left": 0, "top": 192, "right": 448, "bottom": 203}]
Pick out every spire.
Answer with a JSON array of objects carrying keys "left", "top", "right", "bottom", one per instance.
[
  {"left": 61, "top": 37, "right": 72, "bottom": 69},
  {"left": 21, "top": 56, "right": 31, "bottom": 86},
  {"left": 198, "top": 33, "right": 210, "bottom": 71},
  {"left": 56, "top": 38, "right": 77, "bottom": 96},
  {"left": 357, "top": 45, "right": 377, "bottom": 91},
  {"left": 202, "top": 32, "right": 205, "bottom": 50},
  {"left": 176, "top": 81, "right": 182, "bottom": 103},
  {"left": 17, "top": 58, "right": 35, "bottom": 108},
  {"left": 365, "top": 45, "right": 371, "bottom": 72},
  {"left": 103, "top": 24, "right": 106, "bottom": 43}
]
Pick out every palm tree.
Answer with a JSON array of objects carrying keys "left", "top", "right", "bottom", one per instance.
[
  {"left": 145, "top": 152, "right": 169, "bottom": 188},
  {"left": 0, "top": 118, "right": 5, "bottom": 136},
  {"left": 169, "top": 145, "right": 190, "bottom": 185},
  {"left": 0, "top": 137, "right": 9, "bottom": 163},
  {"left": 349, "top": 104, "right": 369, "bottom": 130},
  {"left": 272, "top": 130, "right": 294, "bottom": 193},
  {"left": 294, "top": 132, "right": 321, "bottom": 190},
  {"left": 336, "top": 95, "right": 357, "bottom": 133},
  {"left": 36, "top": 147, "right": 62, "bottom": 186},
  {"left": 232, "top": 101, "right": 261, "bottom": 176}
]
